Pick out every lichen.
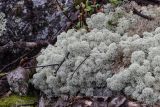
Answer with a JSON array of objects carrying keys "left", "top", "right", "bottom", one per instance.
[
  {"left": 32, "top": 2, "right": 160, "bottom": 105},
  {"left": 87, "top": 2, "right": 160, "bottom": 35},
  {"left": 0, "top": 12, "right": 6, "bottom": 36}
]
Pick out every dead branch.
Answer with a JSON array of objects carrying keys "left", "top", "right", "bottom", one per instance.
[
  {"left": 55, "top": 0, "right": 77, "bottom": 29},
  {"left": 16, "top": 102, "right": 37, "bottom": 107},
  {"left": 131, "top": 0, "right": 160, "bottom": 5},
  {"left": 0, "top": 52, "right": 31, "bottom": 73},
  {"left": 55, "top": 52, "right": 70, "bottom": 75},
  {"left": 0, "top": 40, "right": 49, "bottom": 53},
  {"left": 133, "top": 8, "right": 154, "bottom": 20},
  {"left": 24, "top": 63, "right": 59, "bottom": 69},
  {"left": 71, "top": 55, "right": 90, "bottom": 79},
  {"left": 0, "top": 37, "right": 57, "bottom": 72}
]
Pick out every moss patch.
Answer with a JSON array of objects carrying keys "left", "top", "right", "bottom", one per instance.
[
  {"left": 0, "top": 94, "right": 37, "bottom": 107},
  {"left": 0, "top": 73, "right": 7, "bottom": 77},
  {"left": 109, "top": 0, "right": 122, "bottom": 5}
]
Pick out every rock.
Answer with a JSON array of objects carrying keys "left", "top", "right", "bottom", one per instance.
[{"left": 7, "top": 67, "right": 30, "bottom": 95}]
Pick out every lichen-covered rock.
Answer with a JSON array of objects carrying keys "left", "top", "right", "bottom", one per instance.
[{"left": 7, "top": 67, "right": 31, "bottom": 95}]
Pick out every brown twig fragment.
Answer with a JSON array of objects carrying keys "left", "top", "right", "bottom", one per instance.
[
  {"left": 16, "top": 102, "right": 37, "bottom": 107},
  {"left": 71, "top": 55, "right": 90, "bottom": 79},
  {"left": 24, "top": 63, "right": 59, "bottom": 69},
  {"left": 54, "top": 52, "right": 70, "bottom": 75},
  {"left": 133, "top": 8, "right": 154, "bottom": 20},
  {"left": 55, "top": 0, "right": 77, "bottom": 29},
  {"left": 0, "top": 51, "right": 32, "bottom": 73}
]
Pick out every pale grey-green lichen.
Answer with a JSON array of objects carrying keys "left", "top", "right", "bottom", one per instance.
[
  {"left": 32, "top": 3, "right": 160, "bottom": 105},
  {"left": 32, "top": 26, "right": 160, "bottom": 105},
  {"left": 0, "top": 12, "right": 6, "bottom": 36},
  {"left": 32, "top": 28, "right": 118, "bottom": 96},
  {"left": 86, "top": 2, "right": 160, "bottom": 35}
]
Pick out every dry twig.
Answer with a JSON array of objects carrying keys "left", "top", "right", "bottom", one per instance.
[
  {"left": 133, "top": 8, "right": 154, "bottom": 20},
  {"left": 71, "top": 55, "right": 90, "bottom": 78},
  {"left": 55, "top": 0, "right": 77, "bottom": 29},
  {"left": 55, "top": 52, "right": 70, "bottom": 75}
]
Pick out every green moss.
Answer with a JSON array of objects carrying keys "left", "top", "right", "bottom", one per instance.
[
  {"left": 0, "top": 73, "right": 7, "bottom": 77},
  {"left": 107, "top": 11, "right": 124, "bottom": 31},
  {"left": 0, "top": 94, "right": 37, "bottom": 107},
  {"left": 109, "top": 0, "right": 123, "bottom": 5}
]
